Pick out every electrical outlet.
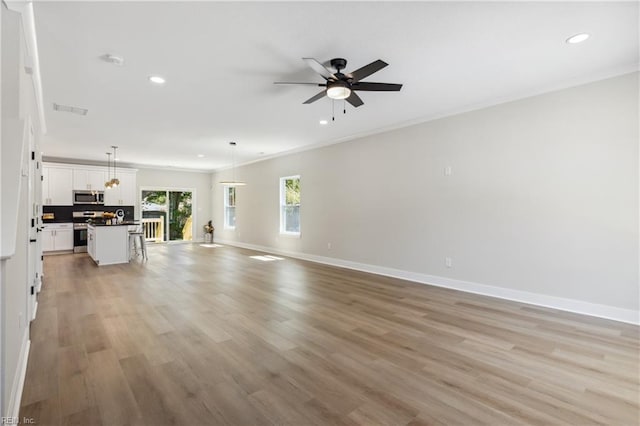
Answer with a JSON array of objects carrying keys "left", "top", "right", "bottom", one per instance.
[
  {"left": 444, "top": 166, "right": 452, "bottom": 176},
  {"left": 445, "top": 257, "right": 452, "bottom": 268},
  {"left": 327, "top": 242, "right": 332, "bottom": 250}
]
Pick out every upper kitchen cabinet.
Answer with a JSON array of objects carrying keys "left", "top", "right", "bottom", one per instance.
[
  {"left": 73, "top": 169, "right": 106, "bottom": 191},
  {"left": 42, "top": 165, "right": 73, "bottom": 205},
  {"left": 104, "top": 170, "right": 137, "bottom": 206}
]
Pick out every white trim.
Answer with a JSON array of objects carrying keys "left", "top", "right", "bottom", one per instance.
[
  {"left": 216, "top": 239, "right": 640, "bottom": 325},
  {"left": 139, "top": 186, "right": 196, "bottom": 242},
  {"left": 31, "top": 301, "right": 37, "bottom": 321},
  {"left": 279, "top": 175, "right": 301, "bottom": 235},
  {"left": 5, "top": 1, "right": 46, "bottom": 134},
  {"left": 7, "top": 332, "right": 30, "bottom": 420},
  {"left": 223, "top": 69, "right": 640, "bottom": 173},
  {"left": 223, "top": 186, "right": 236, "bottom": 230}
]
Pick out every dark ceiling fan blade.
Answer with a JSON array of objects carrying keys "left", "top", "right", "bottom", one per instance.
[
  {"left": 274, "top": 82, "right": 326, "bottom": 86},
  {"left": 303, "top": 90, "right": 327, "bottom": 104},
  {"left": 302, "top": 58, "right": 337, "bottom": 80},
  {"left": 346, "top": 91, "right": 364, "bottom": 108},
  {"left": 348, "top": 60, "right": 388, "bottom": 82},
  {"left": 352, "top": 82, "right": 403, "bottom": 92}
]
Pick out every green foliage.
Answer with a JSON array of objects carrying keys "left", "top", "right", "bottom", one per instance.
[
  {"left": 143, "top": 191, "right": 166, "bottom": 205},
  {"left": 142, "top": 190, "right": 192, "bottom": 241},
  {"left": 169, "top": 191, "right": 192, "bottom": 240},
  {"left": 285, "top": 178, "right": 300, "bottom": 205}
]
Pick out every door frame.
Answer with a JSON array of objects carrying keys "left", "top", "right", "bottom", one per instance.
[
  {"left": 139, "top": 186, "right": 196, "bottom": 243},
  {"left": 26, "top": 117, "right": 38, "bottom": 321}
]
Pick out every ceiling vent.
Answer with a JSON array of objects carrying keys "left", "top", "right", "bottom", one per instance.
[
  {"left": 53, "top": 103, "right": 88, "bottom": 116},
  {"left": 100, "top": 54, "right": 124, "bottom": 66}
]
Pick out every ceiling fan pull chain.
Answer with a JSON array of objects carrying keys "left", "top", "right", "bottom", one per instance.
[
  {"left": 343, "top": 99, "right": 346, "bottom": 115},
  {"left": 332, "top": 100, "right": 335, "bottom": 121}
]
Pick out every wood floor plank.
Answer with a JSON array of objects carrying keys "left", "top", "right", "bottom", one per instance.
[
  {"left": 19, "top": 245, "right": 640, "bottom": 426},
  {"left": 85, "top": 349, "right": 143, "bottom": 425}
]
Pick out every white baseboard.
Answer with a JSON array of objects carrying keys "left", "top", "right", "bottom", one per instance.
[
  {"left": 216, "top": 239, "right": 639, "bottom": 325},
  {"left": 7, "top": 332, "right": 30, "bottom": 419}
]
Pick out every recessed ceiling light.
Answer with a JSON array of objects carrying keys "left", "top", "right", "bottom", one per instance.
[
  {"left": 197, "top": 154, "right": 205, "bottom": 158},
  {"left": 319, "top": 120, "right": 328, "bottom": 125},
  {"left": 148, "top": 75, "right": 166, "bottom": 85},
  {"left": 566, "top": 33, "right": 590, "bottom": 44}
]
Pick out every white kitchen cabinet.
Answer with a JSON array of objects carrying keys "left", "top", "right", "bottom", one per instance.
[
  {"left": 42, "top": 223, "right": 74, "bottom": 252},
  {"left": 87, "top": 224, "right": 129, "bottom": 265},
  {"left": 105, "top": 171, "right": 137, "bottom": 206},
  {"left": 41, "top": 228, "right": 55, "bottom": 252},
  {"left": 73, "top": 169, "right": 106, "bottom": 191},
  {"left": 87, "top": 226, "right": 96, "bottom": 259},
  {"left": 43, "top": 162, "right": 136, "bottom": 206},
  {"left": 42, "top": 166, "right": 73, "bottom": 205}
]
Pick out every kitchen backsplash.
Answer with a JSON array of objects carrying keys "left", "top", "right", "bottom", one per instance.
[{"left": 43, "top": 205, "right": 135, "bottom": 223}]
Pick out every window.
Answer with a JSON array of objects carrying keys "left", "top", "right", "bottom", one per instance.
[
  {"left": 280, "top": 175, "right": 300, "bottom": 235},
  {"left": 224, "top": 186, "right": 236, "bottom": 229}
]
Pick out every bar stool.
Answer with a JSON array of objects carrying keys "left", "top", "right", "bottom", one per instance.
[{"left": 129, "top": 226, "right": 147, "bottom": 260}]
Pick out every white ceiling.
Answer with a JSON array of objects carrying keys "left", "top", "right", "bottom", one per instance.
[{"left": 34, "top": 1, "right": 638, "bottom": 171}]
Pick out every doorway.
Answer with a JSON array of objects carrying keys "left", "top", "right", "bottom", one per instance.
[{"left": 141, "top": 189, "right": 193, "bottom": 242}]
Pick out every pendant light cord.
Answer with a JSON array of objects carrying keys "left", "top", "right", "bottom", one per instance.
[{"left": 112, "top": 146, "right": 118, "bottom": 180}]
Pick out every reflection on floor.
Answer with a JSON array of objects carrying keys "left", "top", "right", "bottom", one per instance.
[{"left": 20, "top": 244, "right": 640, "bottom": 425}]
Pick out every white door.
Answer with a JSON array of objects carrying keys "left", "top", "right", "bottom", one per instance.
[
  {"left": 35, "top": 152, "right": 43, "bottom": 292},
  {"left": 26, "top": 121, "right": 38, "bottom": 321},
  {"left": 118, "top": 172, "right": 137, "bottom": 205},
  {"left": 48, "top": 167, "right": 73, "bottom": 205},
  {"left": 41, "top": 228, "right": 55, "bottom": 252},
  {"left": 42, "top": 166, "right": 50, "bottom": 204},
  {"left": 104, "top": 184, "right": 120, "bottom": 206},
  {"left": 73, "top": 169, "right": 90, "bottom": 190},
  {"left": 55, "top": 228, "right": 74, "bottom": 251},
  {"left": 89, "top": 170, "right": 106, "bottom": 191}
]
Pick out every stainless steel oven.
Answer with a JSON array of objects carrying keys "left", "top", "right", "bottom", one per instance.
[
  {"left": 73, "top": 211, "right": 103, "bottom": 253},
  {"left": 73, "top": 223, "right": 88, "bottom": 253},
  {"left": 73, "top": 190, "right": 104, "bottom": 205}
]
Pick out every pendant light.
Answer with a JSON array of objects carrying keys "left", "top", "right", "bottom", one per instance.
[
  {"left": 219, "top": 141, "right": 246, "bottom": 186},
  {"left": 104, "top": 152, "right": 113, "bottom": 189},
  {"left": 110, "top": 145, "right": 120, "bottom": 188}
]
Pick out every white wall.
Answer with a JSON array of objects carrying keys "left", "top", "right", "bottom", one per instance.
[
  {"left": 1, "top": 3, "right": 42, "bottom": 417},
  {"left": 213, "top": 72, "right": 639, "bottom": 321},
  {"left": 136, "top": 168, "right": 212, "bottom": 240}
]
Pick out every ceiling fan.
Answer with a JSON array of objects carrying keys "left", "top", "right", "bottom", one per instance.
[{"left": 275, "top": 58, "right": 403, "bottom": 108}]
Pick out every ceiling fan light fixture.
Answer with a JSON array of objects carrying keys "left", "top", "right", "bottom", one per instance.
[{"left": 326, "top": 84, "right": 351, "bottom": 100}]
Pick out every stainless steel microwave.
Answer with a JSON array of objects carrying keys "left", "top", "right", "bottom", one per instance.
[{"left": 73, "top": 190, "right": 104, "bottom": 205}]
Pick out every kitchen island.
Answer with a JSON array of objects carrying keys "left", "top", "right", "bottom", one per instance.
[{"left": 87, "top": 223, "right": 138, "bottom": 266}]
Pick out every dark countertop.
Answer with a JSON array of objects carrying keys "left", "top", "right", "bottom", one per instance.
[{"left": 88, "top": 221, "right": 140, "bottom": 227}]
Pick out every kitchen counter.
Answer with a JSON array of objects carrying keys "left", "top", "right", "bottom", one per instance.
[
  {"left": 89, "top": 221, "right": 140, "bottom": 227},
  {"left": 87, "top": 224, "right": 130, "bottom": 265}
]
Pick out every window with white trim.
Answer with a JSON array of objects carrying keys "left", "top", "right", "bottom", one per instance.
[
  {"left": 224, "top": 186, "right": 236, "bottom": 229},
  {"left": 280, "top": 175, "right": 300, "bottom": 235}
]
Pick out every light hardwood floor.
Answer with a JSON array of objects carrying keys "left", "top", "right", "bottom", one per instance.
[{"left": 20, "top": 243, "right": 639, "bottom": 425}]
